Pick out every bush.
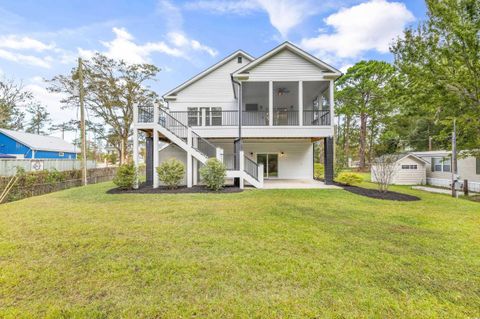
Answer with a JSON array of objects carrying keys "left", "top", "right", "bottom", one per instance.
[
  {"left": 156, "top": 158, "right": 185, "bottom": 189},
  {"left": 113, "top": 163, "right": 137, "bottom": 189},
  {"left": 314, "top": 163, "right": 324, "bottom": 180},
  {"left": 200, "top": 158, "right": 226, "bottom": 191},
  {"left": 335, "top": 172, "right": 363, "bottom": 186}
]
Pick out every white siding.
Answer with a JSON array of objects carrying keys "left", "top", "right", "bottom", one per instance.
[
  {"left": 169, "top": 56, "right": 250, "bottom": 110},
  {"left": 212, "top": 139, "right": 313, "bottom": 179},
  {"left": 245, "top": 49, "right": 327, "bottom": 81},
  {"left": 371, "top": 157, "right": 426, "bottom": 185}
]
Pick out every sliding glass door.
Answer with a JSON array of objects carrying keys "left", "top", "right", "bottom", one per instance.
[{"left": 257, "top": 154, "right": 278, "bottom": 178}]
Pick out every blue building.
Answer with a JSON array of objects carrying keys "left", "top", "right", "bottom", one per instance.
[{"left": 0, "top": 129, "right": 79, "bottom": 159}]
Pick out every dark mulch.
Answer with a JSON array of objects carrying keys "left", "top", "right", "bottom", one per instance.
[
  {"left": 107, "top": 183, "right": 243, "bottom": 194},
  {"left": 340, "top": 184, "right": 420, "bottom": 201}
]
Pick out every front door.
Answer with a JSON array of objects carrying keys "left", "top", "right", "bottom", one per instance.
[{"left": 257, "top": 154, "right": 278, "bottom": 179}]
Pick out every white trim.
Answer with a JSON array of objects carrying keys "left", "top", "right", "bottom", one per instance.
[
  {"left": 163, "top": 50, "right": 254, "bottom": 99},
  {"left": 232, "top": 42, "right": 342, "bottom": 78}
]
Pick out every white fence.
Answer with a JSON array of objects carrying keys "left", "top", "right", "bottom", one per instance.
[
  {"left": 0, "top": 159, "right": 97, "bottom": 176},
  {"left": 427, "top": 178, "right": 480, "bottom": 193}
]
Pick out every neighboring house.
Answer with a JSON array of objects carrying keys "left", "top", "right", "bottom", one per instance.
[
  {"left": 0, "top": 129, "right": 79, "bottom": 159},
  {"left": 371, "top": 153, "right": 428, "bottom": 185},
  {"left": 133, "top": 42, "right": 341, "bottom": 188},
  {"left": 412, "top": 150, "right": 480, "bottom": 186}
]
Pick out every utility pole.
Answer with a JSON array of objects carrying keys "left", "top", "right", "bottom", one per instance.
[
  {"left": 451, "top": 118, "right": 457, "bottom": 197},
  {"left": 78, "top": 57, "right": 88, "bottom": 186}
]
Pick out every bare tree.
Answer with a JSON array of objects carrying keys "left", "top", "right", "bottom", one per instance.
[
  {"left": 0, "top": 77, "right": 32, "bottom": 130},
  {"left": 371, "top": 154, "right": 398, "bottom": 193}
]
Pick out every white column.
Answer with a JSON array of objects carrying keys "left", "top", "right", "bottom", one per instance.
[
  {"left": 258, "top": 163, "right": 264, "bottom": 187},
  {"left": 201, "top": 108, "right": 206, "bottom": 126},
  {"left": 329, "top": 80, "right": 334, "bottom": 126},
  {"left": 153, "top": 129, "right": 159, "bottom": 188},
  {"left": 133, "top": 128, "right": 139, "bottom": 189},
  {"left": 193, "top": 159, "right": 198, "bottom": 186},
  {"left": 187, "top": 128, "right": 193, "bottom": 188},
  {"left": 133, "top": 103, "right": 138, "bottom": 124},
  {"left": 239, "top": 150, "right": 245, "bottom": 189},
  {"left": 153, "top": 104, "right": 159, "bottom": 125},
  {"left": 298, "top": 81, "right": 303, "bottom": 126},
  {"left": 268, "top": 81, "right": 273, "bottom": 126}
]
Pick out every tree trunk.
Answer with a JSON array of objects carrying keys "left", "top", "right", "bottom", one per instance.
[
  {"left": 359, "top": 112, "right": 367, "bottom": 169},
  {"left": 344, "top": 115, "right": 350, "bottom": 163},
  {"left": 120, "top": 138, "right": 126, "bottom": 165}
]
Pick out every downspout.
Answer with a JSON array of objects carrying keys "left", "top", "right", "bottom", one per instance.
[{"left": 231, "top": 75, "right": 242, "bottom": 149}]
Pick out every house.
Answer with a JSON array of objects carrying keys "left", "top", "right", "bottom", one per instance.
[
  {"left": 0, "top": 129, "right": 79, "bottom": 159},
  {"left": 132, "top": 42, "right": 342, "bottom": 188},
  {"left": 412, "top": 151, "right": 480, "bottom": 189},
  {"left": 371, "top": 153, "right": 429, "bottom": 185}
]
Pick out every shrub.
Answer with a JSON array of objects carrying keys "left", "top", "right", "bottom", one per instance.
[
  {"left": 335, "top": 172, "right": 363, "bottom": 186},
  {"left": 113, "top": 163, "right": 137, "bottom": 189},
  {"left": 314, "top": 163, "right": 324, "bottom": 180},
  {"left": 156, "top": 158, "right": 185, "bottom": 189},
  {"left": 200, "top": 158, "right": 226, "bottom": 191}
]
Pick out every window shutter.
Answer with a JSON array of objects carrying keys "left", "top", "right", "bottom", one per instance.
[
  {"left": 476, "top": 157, "right": 480, "bottom": 175},
  {"left": 431, "top": 158, "right": 434, "bottom": 172}
]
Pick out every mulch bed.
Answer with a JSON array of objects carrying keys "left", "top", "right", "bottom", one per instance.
[
  {"left": 340, "top": 184, "right": 420, "bottom": 201},
  {"left": 107, "top": 184, "right": 243, "bottom": 194}
]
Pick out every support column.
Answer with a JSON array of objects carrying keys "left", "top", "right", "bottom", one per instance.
[
  {"left": 239, "top": 150, "right": 245, "bottom": 189},
  {"left": 324, "top": 137, "right": 334, "bottom": 185},
  {"left": 298, "top": 81, "right": 303, "bottom": 126},
  {"left": 268, "top": 81, "right": 273, "bottom": 126},
  {"left": 133, "top": 128, "right": 139, "bottom": 189},
  {"left": 145, "top": 135, "right": 153, "bottom": 186},
  {"left": 187, "top": 128, "right": 193, "bottom": 188},
  {"left": 153, "top": 129, "right": 159, "bottom": 188},
  {"left": 193, "top": 159, "right": 198, "bottom": 186},
  {"left": 329, "top": 80, "right": 334, "bottom": 126}
]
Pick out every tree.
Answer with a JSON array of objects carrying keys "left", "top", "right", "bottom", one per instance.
[
  {"left": 371, "top": 154, "right": 398, "bottom": 193},
  {"left": 391, "top": 0, "right": 480, "bottom": 154},
  {"left": 25, "top": 103, "right": 51, "bottom": 135},
  {"left": 336, "top": 61, "right": 395, "bottom": 169},
  {"left": 48, "top": 53, "right": 160, "bottom": 164},
  {"left": 0, "top": 77, "right": 31, "bottom": 130}
]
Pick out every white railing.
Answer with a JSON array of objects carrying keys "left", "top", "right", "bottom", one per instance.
[
  {"left": 0, "top": 159, "right": 97, "bottom": 176},
  {"left": 427, "top": 177, "right": 480, "bottom": 193}
]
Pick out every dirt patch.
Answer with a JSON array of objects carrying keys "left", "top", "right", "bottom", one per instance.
[
  {"left": 107, "top": 184, "right": 243, "bottom": 194},
  {"left": 340, "top": 185, "right": 420, "bottom": 201}
]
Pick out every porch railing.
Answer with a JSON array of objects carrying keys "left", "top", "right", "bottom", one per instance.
[
  {"left": 138, "top": 105, "right": 154, "bottom": 123},
  {"left": 273, "top": 110, "right": 299, "bottom": 126},
  {"left": 191, "top": 131, "right": 217, "bottom": 158},
  {"left": 242, "top": 111, "right": 269, "bottom": 126},
  {"left": 170, "top": 110, "right": 238, "bottom": 127},
  {"left": 303, "top": 110, "right": 330, "bottom": 126},
  {"left": 244, "top": 155, "right": 259, "bottom": 180}
]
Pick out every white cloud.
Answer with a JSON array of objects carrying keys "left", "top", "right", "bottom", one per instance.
[
  {"left": 0, "top": 35, "right": 54, "bottom": 52},
  {"left": 0, "top": 48, "right": 52, "bottom": 68},
  {"left": 301, "top": 0, "right": 415, "bottom": 59},
  {"left": 79, "top": 27, "right": 217, "bottom": 64},
  {"left": 184, "top": 0, "right": 346, "bottom": 37}
]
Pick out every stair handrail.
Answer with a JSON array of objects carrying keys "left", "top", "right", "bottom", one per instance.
[
  {"left": 244, "top": 155, "right": 259, "bottom": 181},
  {"left": 157, "top": 106, "right": 217, "bottom": 158}
]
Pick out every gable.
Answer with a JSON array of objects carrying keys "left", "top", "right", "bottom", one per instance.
[
  {"left": 172, "top": 55, "right": 251, "bottom": 103},
  {"left": 163, "top": 51, "right": 253, "bottom": 101},
  {"left": 233, "top": 42, "right": 342, "bottom": 81}
]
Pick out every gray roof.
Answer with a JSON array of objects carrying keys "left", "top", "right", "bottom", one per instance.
[
  {"left": 373, "top": 153, "right": 429, "bottom": 164},
  {"left": 0, "top": 129, "right": 79, "bottom": 153}
]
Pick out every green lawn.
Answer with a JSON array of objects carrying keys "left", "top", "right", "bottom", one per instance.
[{"left": 0, "top": 182, "right": 479, "bottom": 318}]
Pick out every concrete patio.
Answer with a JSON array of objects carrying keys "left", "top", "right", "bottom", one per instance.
[{"left": 260, "top": 179, "right": 341, "bottom": 189}]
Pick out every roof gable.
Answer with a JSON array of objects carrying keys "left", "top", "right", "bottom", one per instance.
[
  {"left": 232, "top": 42, "right": 342, "bottom": 79},
  {"left": 0, "top": 129, "right": 79, "bottom": 153},
  {"left": 163, "top": 50, "right": 254, "bottom": 99}
]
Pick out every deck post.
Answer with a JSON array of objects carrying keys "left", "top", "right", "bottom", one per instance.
[
  {"left": 145, "top": 135, "right": 153, "bottom": 186},
  {"left": 239, "top": 150, "right": 245, "bottom": 189},
  {"left": 187, "top": 128, "right": 193, "bottom": 188},
  {"left": 133, "top": 103, "right": 138, "bottom": 124},
  {"left": 324, "top": 136, "right": 334, "bottom": 185},
  {"left": 258, "top": 163, "right": 264, "bottom": 186},
  {"left": 153, "top": 104, "right": 159, "bottom": 124},
  {"left": 268, "top": 81, "right": 273, "bottom": 126},
  {"left": 193, "top": 159, "right": 198, "bottom": 186},
  {"left": 153, "top": 129, "right": 159, "bottom": 188},
  {"left": 133, "top": 128, "right": 139, "bottom": 189},
  {"left": 298, "top": 81, "right": 303, "bottom": 126}
]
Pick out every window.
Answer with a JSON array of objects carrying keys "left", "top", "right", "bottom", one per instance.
[
  {"left": 402, "top": 164, "right": 418, "bottom": 170},
  {"left": 245, "top": 104, "right": 258, "bottom": 111},
  {"left": 432, "top": 157, "right": 451, "bottom": 172},
  {"left": 210, "top": 107, "right": 222, "bottom": 126},
  {"left": 237, "top": 56, "right": 242, "bottom": 63},
  {"left": 59, "top": 152, "right": 64, "bottom": 157},
  {"left": 187, "top": 107, "right": 199, "bottom": 126}
]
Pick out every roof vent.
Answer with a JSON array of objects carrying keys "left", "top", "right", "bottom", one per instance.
[{"left": 237, "top": 56, "right": 242, "bottom": 63}]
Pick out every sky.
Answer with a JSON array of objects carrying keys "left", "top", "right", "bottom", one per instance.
[{"left": 0, "top": 0, "right": 427, "bottom": 142}]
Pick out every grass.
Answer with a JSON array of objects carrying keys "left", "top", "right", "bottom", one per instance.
[{"left": 0, "top": 182, "right": 479, "bottom": 318}]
